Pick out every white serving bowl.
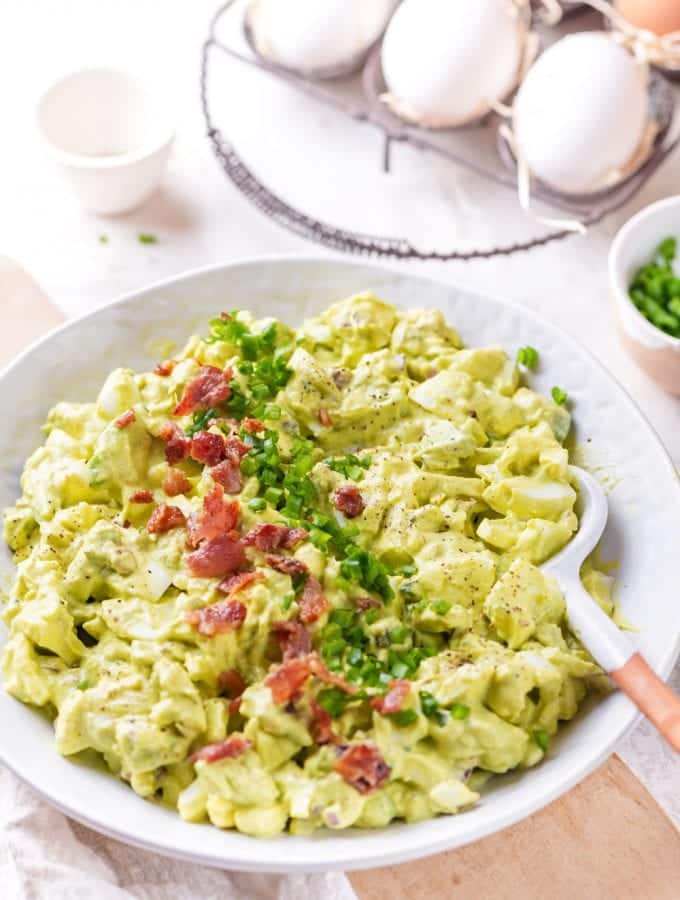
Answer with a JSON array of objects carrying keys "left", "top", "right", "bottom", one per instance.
[
  {"left": 609, "top": 196, "right": 680, "bottom": 395},
  {"left": 36, "top": 68, "right": 174, "bottom": 215},
  {"left": 0, "top": 257, "right": 678, "bottom": 872}
]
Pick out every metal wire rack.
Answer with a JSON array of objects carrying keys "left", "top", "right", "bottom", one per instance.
[{"left": 200, "top": 0, "right": 680, "bottom": 261}]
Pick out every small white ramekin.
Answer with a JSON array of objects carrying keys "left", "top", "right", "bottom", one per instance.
[
  {"left": 36, "top": 68, "right": 175, "bottom": 215},
  {"left": 609, "top": 196, "right": 680, "bottom": 396}
]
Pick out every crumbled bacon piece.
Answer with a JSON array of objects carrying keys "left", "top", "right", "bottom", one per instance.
[
  {"left": 190, "top": 734, "right": 251, "bottom": 764},
  {"left": 186, "top": 484, "right": 240, "bottom": 548},
  {"left": 228, "top": 697, "right": 242, "bottom": 716},
  {"left": 163, "top": 467, "right": 191, "bottom": 497},
  {"left": 242, "top": 523, "right": 308, "bottom": 552},
  {"left": 266, "top": 655, "right": 356, "bottom": 704},
  {"left": 218, "top": 570, "right": 263, "bottom": 595},
  {"left": 283, "top": 527, "right": 309, "bottom": 549},
  {"left": 130, "top": 489, "right": 153, "bottom": 503},
  {"left": 173, "top": 365, "right": 232, "bottom": 417},
  {"left": 308, "top": 655, "right": 358, "bottom": 695},
  {"left": 354, "top": 596, "right": 381, "bottom": 611},
  {"left": 265, "top": 656, "right": 314, "bottom": 704},
  {"left": 298, "top": 575, "right": 329, "bottom": 624},
  {"left": 186, "top": 598, "right": 247, "bottom": 635},
  {"left": 333, "top": 485, "right": 365, "bottom": 519},
  {"left": 186, "top": 535, "right": 246, "bottom": 578},
  {"left": 154, "top": 360, "right": 177, "bottom": 377},
  {"left": 217, "top": 668, "right": 246, "bottom": 699},
  {"left": 241, "top": 417, "right": 265, "bottom": 435},
  {"left": 310, "top": 699, "right": 337, "bottom": 745},
  {"left": 264, "top": 554, "right": 308, "bottom": 576},
  {"left": 271, "top": 620, "right": 312, "bottom": 660},
  {"left": 147, "top": 503, "right": 187, "bottom": 534},
  {"left": 334, "top": 744, "right": 390, "bottom": 794},
  {"left": 318, "top": 408, "right": 332, "bottom": 427},
  {"left": 114, "top": 408, "right": 136, "bottom": 429},
  {"left": 159, "top": 422, "right": 191, "bottom": 465},
  {"left": 190, "top": 430, "right": 226, "bottom": 467},
  {"left": 265, "top": 652, "right": 358, "bottom": 705},
  {"left": 223, "top": 435, "right": 250, "bottom": 461},
  {"left": 371, "top": 680, "right": 410, "bottom": 715},
  {"left": 210, "top": 459, "right": 242, "bottom": 494}
]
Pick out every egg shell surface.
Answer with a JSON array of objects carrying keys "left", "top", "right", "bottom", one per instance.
[
  {"left": 248, "top": 0, "right": 398, "bottom": 72},
  {"left": 513, "top": 32, "right": 649, "bottom": 195},
  {"left": 381, "top": 0, "right": 526, "bottom": 127}
]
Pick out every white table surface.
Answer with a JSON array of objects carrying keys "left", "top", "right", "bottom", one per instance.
[{"left": 1, "top": 0, "right": 678, "bottom": 830}]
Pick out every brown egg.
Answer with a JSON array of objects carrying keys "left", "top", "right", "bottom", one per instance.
[{"left": 615, "top": 0, "right": 680, "bottom": 35}]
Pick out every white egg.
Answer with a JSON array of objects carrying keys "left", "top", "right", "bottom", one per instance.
[
  {"left": 513, "top": 32, "right": 650, "bottom": 195},
  {"left": 381, "top": 0, "right": 529, "bottom": 128},
  {"left": 247, "top": 0, "right": 398, "bottom": 75}
]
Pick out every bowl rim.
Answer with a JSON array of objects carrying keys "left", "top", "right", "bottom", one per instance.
[
  {"left": 35, "top": 66, "right": 176, "bottom": 170},
  {"left": 609, "top": 195, "right": 680, "bottom": 350},
  {"left": 0, "top": 253, "right": 678, "bottom": 872}
]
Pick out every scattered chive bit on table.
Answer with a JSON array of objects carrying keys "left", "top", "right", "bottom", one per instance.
[
  {"left": 629, "top": 236, "right": 680, "bottom": 338},
  {"left": 98, "top": 235, "right": 109, "bottom": 244},
  {"left": 138, "top": 232, "right": 158, "bottom": 244},
  {"left": 551, "top": 386, "right": 568, "bottom": 406},
  {"left": 517, "top": 345, "right": 539, "bottom": 370}
]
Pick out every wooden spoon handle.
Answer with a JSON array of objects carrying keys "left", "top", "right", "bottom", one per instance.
[{"left": 611, "top": 653, "right": 680, "bottom": 752}]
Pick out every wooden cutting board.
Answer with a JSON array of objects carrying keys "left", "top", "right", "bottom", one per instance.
[{"left": 1, "top": 258, "right": 678, "bottom": 899}]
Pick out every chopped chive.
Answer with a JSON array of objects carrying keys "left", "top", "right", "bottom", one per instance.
[
  {"left": 138, "top": 232, "right": 157, "bottom": 244},
  {"left": 390, "top": 624, "right": 410, "bottom": 644},
  {"left": 389, "top": 709, "right": 418, "bottom": 727},
  {"left": 431, "top": 599, "right": 452, "bottom": 615},
  {"left": 248, "top": 497, "right": 267, "bottom": 512},
  {"left": 98, "top": 235, "right": 109, "bottom": 245},
  {"left": 316, "top": 688, "right": 349, "bottom": 718},
  {"left": 280, "top": 592, "right": 294, "bottom": 611},
  {"left": 551, "top": 386, "right": 568, "bottom": 406},
  {"left": 517, "top": 346, "right": 539, "bottom": 370},
  {"left": 390, "top": 660, "right": 410, "bottom": 679},
  {"left": 451, "top": 703, "right": 470, "bottom": 720},
  {"left": 533, "top": 728, "right": 550, "bottom": 752}
]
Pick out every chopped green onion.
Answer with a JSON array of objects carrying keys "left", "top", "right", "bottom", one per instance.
[
  {"left": 185, "top": 407, "right": 217, "bottom": 437},
  {"left": 517, "top": 346, "right": 539, "bottom": 370},
  {"left": 138, "top": 232, "right": 157, "bottom": 244},
  {"left": 431, "top": 599, "right": 452, "bottom": 615},
  {"left": 551, "top": 386, "right": 568, "bottom": 406},
  {"left": 280, "top": 592, "right": 294, "bottom": 612},
  {"left": 533, "top": 729, "right": 550, "bottom": 752},
  {"left": 329, "top": 608, "right": 354, "bottom": 628},
  {"left": 247, "top": 497, "right": 267, "bottom": 512},
  {"left": 262, "top": 404, "right": 281, "bottom": 420},
  {"left": 316, "top": 688, "right": 350, "bottom": 718},
  {"left": 348, "top": 647, "right": 363, "bottom": 666},
  {"left": 390, "top": 624, "right": 410, "bottom": 644},
  {"left": 390, "top": 660, "right": 410, "bottom": 679},
  {"left": 323, "top": 638, "right": 346, "bottom": 659},
  {"left": 451, "top": 703, "right": 470, "bottom": 720},
  {"left": 389, "top": 709, "right": 418, "bottom": 727}
]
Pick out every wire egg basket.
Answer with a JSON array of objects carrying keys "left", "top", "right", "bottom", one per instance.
[{"left": 200, "top": 0, "right": 679, "bottom": 260}]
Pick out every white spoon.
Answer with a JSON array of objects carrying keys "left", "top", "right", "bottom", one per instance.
[{"left": 541, "top": 466, "right": 680, "bottom": 752}]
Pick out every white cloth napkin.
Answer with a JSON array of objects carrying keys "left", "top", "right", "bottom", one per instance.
[{"left": 0, "top": 765, "right": 357, "bottom": 900}]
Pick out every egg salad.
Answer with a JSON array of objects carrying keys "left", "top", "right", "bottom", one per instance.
[{"left": 1, "top": 294, "right": 613, "bottom": 836}]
